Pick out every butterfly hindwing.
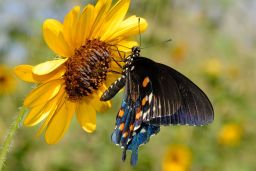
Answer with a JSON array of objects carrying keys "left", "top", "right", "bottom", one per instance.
[
  {"left": 126, "top": 123, "right": 160, "bottom": 166},
  {"left": 111, "top": 65, "right": 161, "bottom": 165}
]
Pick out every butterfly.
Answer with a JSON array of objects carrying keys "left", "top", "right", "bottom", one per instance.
[{"left": 100, "top": 46, "right": 214, "bottom": 166}]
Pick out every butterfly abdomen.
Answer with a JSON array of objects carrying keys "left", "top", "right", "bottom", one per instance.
[{"left": 100, "top": 75, "right": 126, "bottom": 101}]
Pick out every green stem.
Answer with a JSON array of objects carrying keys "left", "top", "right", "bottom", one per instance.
[{"left": 0, "top": 107, "right": 26, "bottom": 171}]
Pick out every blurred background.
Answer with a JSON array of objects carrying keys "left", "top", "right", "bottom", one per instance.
[{"left": 0, "top": 0, "right": 255, "bottom": 170}]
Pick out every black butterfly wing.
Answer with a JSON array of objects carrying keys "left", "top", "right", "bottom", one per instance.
[
  {"left": 111, "top": 57, "right": 182, "bottom": 144},
  {"left": 130, "top": 57, "right": 183, "bottom": 120},
  {"left": 136, "top": 58, "right": 214, "bottom": 126},
  {"left": 111, "top": 60, "right": 162, "bottom": 165},
  {"left": 111, "top": 56, "right": 214, "bottom": 165}
]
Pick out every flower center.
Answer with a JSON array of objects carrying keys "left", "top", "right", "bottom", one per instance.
[
  {"left": 0, "top": 75, "right": 6, "bottom": 83},
  {"left": 64, "top": 39, "right": 111, "bottom": 101}
]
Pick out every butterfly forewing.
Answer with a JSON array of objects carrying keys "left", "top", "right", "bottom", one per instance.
[
  {"left": 146, "top": 63, "right": 214, "bottom": 125},
  {"left": 127, "top": 57, "right": 213, "bottom": 126}
]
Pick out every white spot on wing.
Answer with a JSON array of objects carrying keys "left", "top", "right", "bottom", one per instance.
[
  {"left": 140, "top": 128, "right": 146, "bottom": 133},
  {"left": 134, "top": 125, "right": 140, "bottom": 131},
  {"left": 148, "top": 93, "right": 153, "bottom": 104},
  {"left": 143, "top": 109, "right": 150, "bottom": 120}
]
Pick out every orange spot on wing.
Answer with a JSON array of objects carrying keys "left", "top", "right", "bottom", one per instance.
[
  {"left": 119, "top": 123, "right": 125, "bottom": 131},
  {"left": 123, "top": 131, "right": 128, "bottom": 138},
  {"left": 129, "top": 124, "right": 134, "bottom": 131},
  {"left": 118, "top": 109, "right": 124, "bottom": 117},
  {"left": 142, "top": 77, "right": 150, "bottom": 87},
  {"left": 136, "top": 110, "right": 142, "bottom": 120},
  {"left": 142, "top": 96, "right": 148, "bottom": 106}
]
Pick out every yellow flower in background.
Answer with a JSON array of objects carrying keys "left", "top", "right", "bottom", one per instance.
[
  {"left": 204, "top": 58, "right": 222, "bottom": 78},
  {"left": 14, "top": 0, "right": 147, "bottom": 144},
  {"left": 171, "top": 42, "right": 187, "bottom": 64},
  {"left": 162, "top": 145, "right": 192, "bottom": 171},
  {"left": 218, "top": 123, "right": 242, "bottom": 146},
  {"left": 227, "top": 65, "right": 240, "bottom": 80},
  {"left": 0, "top": 65, "right": 16, "bottom": 95}
]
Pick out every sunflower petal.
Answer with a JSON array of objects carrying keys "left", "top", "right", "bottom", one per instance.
[
  {"left": 90, "top": 87, "right": 111, "bottom": 113},
  {"left": 90, "top": 0, "right": 112, "bottom": 39},
  {"left": 63, "top": 6, "right": 81, "bottom": 50},
  {"left": 105, "top": 72, "right": 121, "bottom": 87},
  {"left": 117, "top": 40, "right": 138, "bottom": 52},
  {"left": 32, "top": 58, "right": 67, "bottom": 76},
  {"left": 36, "top": 91, "right": 65, "bottom": 137},
  {"left": 24, "top": 105, "right": 44, "bottom": 126},
  {"left": 24, "top": 79, "right": 63, "bottom": 107},
  {"left": 24, "top": 86, "right": 64, "bottom": 126},
  {"left": 77, "top": 5, "right": 95, "bottom": 45},
  {"left": 100, "top": 0, "right": 130, "bottom": 40},
  {"left": 43, "top": 19, "right": 73, "bottom": 57},
  {"left": 45, "top": 100, "right": 76, "bottom": 144},
  {"left": 14, "top": 65, "right": 37, "bottom": 83},
  {"left": 109, "top": 16, "right": 148, "bottom": 40},
  {"left": 33, "top": 67, "right": 65, "bottom": 84},
  {"left": 76, "top": 101, "right": 96, "bottom": 133}
]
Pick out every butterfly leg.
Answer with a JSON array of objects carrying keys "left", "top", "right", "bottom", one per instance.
[{"left": 122, "top": 146, "right": 127, "bottom": 161}]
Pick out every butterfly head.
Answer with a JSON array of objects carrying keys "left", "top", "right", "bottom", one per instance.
[
  {"left": 131, "top": 46, "right": 141, "bottom": 58},
  {"left": 123, "top": 46, "right": 141, "bottom": 68}
]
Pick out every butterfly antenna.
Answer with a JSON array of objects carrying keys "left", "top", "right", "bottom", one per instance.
[
  {"left": 141, "top": 38, "right": 172, "bottom": 50},
  {"left": 138, "top": 17, "right": 142, "bottom": 47}
]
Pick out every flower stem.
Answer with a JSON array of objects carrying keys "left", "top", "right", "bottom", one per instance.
[{"left": 0, "top": 107, "right": 26, "bottom": 171}]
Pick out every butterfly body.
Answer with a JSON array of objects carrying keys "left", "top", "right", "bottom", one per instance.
[{"left": 101, "top": 46, "right": 214, "bottom": 166}]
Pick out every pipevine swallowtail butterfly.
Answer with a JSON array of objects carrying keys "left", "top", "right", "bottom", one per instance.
[{"left": 100, "top": 46, "right": 214, "bottom": 166}]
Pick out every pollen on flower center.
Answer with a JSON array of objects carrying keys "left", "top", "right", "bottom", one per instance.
[{"left": 64, "top": 39, "right": 111, "bottom": 101}]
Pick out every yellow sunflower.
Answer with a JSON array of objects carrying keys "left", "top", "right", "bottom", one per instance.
[
  {"left": 162, "top": 145, "right": 192, "bottom": 171},
  {"left": 0, "top": 65, "right": 16, "bottom": 95},
  {"left": 218, "top": 123, "right": 242, "bottom": 146},
  {"left": 14, "top": 0, "right": 147, "bottom": 144}
]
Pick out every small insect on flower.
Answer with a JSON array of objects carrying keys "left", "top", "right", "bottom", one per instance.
[
  {"left": 101, "top": 46, "right": 214, "bottom": 166},
  {"left": 0, "top": 65, "right": 16, "bottom": 95},
  {"left": 14, "top": 0, "right": 148, "bottom": 144}
]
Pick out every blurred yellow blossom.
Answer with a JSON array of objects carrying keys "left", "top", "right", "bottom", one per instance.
[
  {"left": 0, "top": 65, "right": 16, "bottom": 95},
  {"left": 171, "top": 42, "right": 187, "bottom": 64},
  {"left": 204, "top": 58, "right": 222, "bottom": 78},
  {"left": 218, "top": 123, "right": 242, "bottom": 146},
  {"left": 162, "top": 145, "right": 192, "bottom": 171},
  {"left": 227, "top": 65, "right": 240, "bottom": 80}
]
